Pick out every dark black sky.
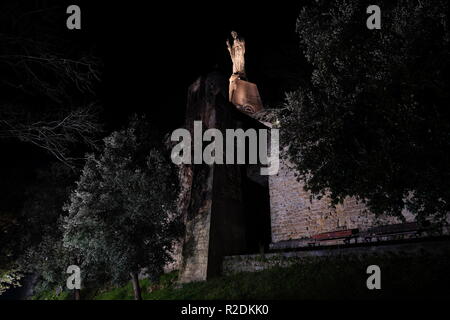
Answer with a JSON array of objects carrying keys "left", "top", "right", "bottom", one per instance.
[
  {"left": 2, "top": 0, "right": 308, "bottom": 132},
  {"left": 93, "top": 1, "right": 307, "bottom": 130},
  {"left": 0, "top": 1, "right": 309, "bottom": 211}
]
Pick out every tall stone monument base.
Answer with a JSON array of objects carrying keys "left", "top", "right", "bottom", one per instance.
[
  {"left": 178, "top": 71, "right": 247, "bottom": 283},
  {"left": 177, "top": 71, "right": 272, "bottom": 283}
]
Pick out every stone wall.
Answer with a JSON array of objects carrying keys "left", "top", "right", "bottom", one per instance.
[
  {"left": 223, "top": 239, "right": 450, "bottom": 275},
  {"left": 269, "top": 159, "right": 415, "bottom": 243},
  {"left": 177, "top": 164, "right": 214, "bottom": 283},
  {"left": 178, "top": 71, "right": 252, "bottom": 283}
]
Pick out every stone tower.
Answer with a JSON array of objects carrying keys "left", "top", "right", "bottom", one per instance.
[{"left": 177, "top": 70, "right": 271, "bottom": 283}]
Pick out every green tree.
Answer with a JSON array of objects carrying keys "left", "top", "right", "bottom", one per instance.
[
  {"left": 0, "top": 212, "right": 22, "bottom": 295},
  {"left": 281, "top": 0, "right": 449, "bottom": 222},
  {"left": 1, "top": 163, "right": 77, "bottom": 297},
  {"left": 63, "top": 119, "right": 182, "bottom": 300},
  {"left": 23, "top": 165, "right": 83, "bottom": 298}
]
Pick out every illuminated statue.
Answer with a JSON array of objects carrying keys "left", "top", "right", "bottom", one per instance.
[
  {"left": 226, "top": 31, "right": 246, "bottom": 78},
  {"left": 226, "top": 30, "right": 263, "bottom": 114}
]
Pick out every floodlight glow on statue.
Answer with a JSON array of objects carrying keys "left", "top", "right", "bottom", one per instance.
[
  {"left": 170, "top": 31, "right": 279, "bottom": 176},
  {"left": 226, "top": 31, "right": 246, "bottom": 79},
  {"left": 226, "top": 31, "right": 263, "bottom": 114}
]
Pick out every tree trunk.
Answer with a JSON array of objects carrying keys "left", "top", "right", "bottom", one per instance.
[
  {"left": 74, "top": 289, "right": 81, "bottom": 300},
  {"left": 130, "top": 272, "right": 142, "bottom": 300}
]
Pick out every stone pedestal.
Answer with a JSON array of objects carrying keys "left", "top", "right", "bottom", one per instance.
[
  {"left": 229, "top": 75, "right": 263, "bottom": 114},
  {"left": 178, "top": 71, "right": 248, "bottom": 283},
  {"left": 178, "top": 71, "right": 271, "bottom": 284}
]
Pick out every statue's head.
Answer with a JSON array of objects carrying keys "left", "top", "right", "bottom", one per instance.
[{"left": 231, "top": 31, "right": 238, "bottom": 39}]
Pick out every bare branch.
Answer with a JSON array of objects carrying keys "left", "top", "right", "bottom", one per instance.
[{"left": 0, "top": 106, "right": 102, "bottom": 169}]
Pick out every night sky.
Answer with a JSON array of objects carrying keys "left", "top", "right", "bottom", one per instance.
[
  {"left": 0, "top": 1, "right": 308, "bottom": 213},
  {"left": 97, "top": 1, "right": 306, "bottom": 130}
]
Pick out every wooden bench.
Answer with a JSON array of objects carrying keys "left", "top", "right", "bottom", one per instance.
[
  {"left": 308, "top": 229, "right": 359, "bottom": 246},
  {"left": 360, "top": 222, "right": 433, "bottom": 242}
]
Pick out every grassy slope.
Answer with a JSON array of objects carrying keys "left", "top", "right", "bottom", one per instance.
[{"left": 35, "top": 253, "right": 450, "bottom": 300}]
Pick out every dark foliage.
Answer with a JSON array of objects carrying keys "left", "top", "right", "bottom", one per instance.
[
  {"left": 281, "top": 0, "right": 450, "bottom": 222},
  {"left": 63, "top": 117, "right": 182, "bottom": 289}
]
